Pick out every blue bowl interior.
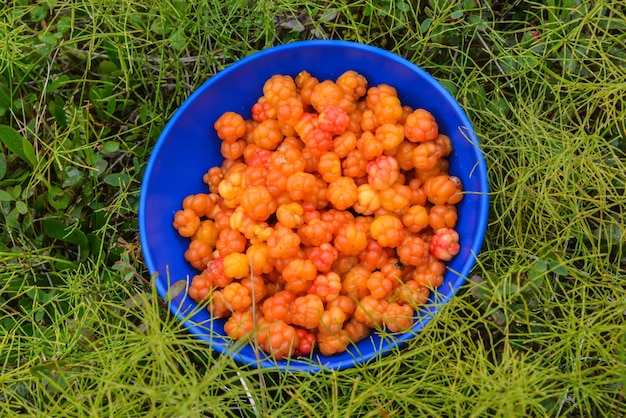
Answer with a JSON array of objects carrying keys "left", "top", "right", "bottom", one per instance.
[{"left": 139, "top": 40, "right": 489, "bottom": 372}]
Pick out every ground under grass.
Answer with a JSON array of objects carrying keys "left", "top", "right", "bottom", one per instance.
[{"left": 1, "top": 1, "right": 625, "bottom": 416}]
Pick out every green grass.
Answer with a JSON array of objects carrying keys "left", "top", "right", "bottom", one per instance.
[{"left": 1, "top": 0, "right": 625, "bottom": 416}]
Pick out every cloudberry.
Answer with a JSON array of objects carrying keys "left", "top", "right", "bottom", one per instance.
[
  {"left": 262, "top": 290, "right": 296, "bottom": 323},
  {"left": 374, "top": 95, "right": 403, "bottom": 124},
  {"left": 326, "top": 176, "right": 358, "bottom": 210},
  {"left": 188, "top": 273, "right": 213, "bottom": 303},
  {"left": 289, "top": 294, "right": 324, "bottom": 329},
  {"left": 336, "top": 70, "right": 368, "bottom": 100},
  {"left": 319, "top": 105, "right": 350, "bottom": 135},
  {"left": 332, "top": 131, "right": 357, "bottom": 158},
  {"left": 222, "top": 282, "right": 252, "bottom": 312},
  {"left": 224, "top": 311, "right": 255, "bottom": 340},
  {"left": 253, "top": 119, "right": 284, "bottom": 150},
  {"left": 263, "top": 74, "right": 297, "bottom": 109},
  {"left": 429, "top": 228, "right": 460, "bottom": 261},
  {"left": 357, "top": 131, "right": 384, "bottom": 160},
  {"left": 375, "top": 123, "right": 405, "bottom": 151},
  {"left": 334, "top": 223, "right": 368, "bottom": 256},
  {"left": 307, "top": 242, "right": 339, "bottom": 273},
  {"left": 214, "top": 111, "right": 246, "bottom": 143},
  {"left": 382, "top": 303, "right": 415, "bottom": 333},
  {"left": 193, "top": 219, "right": 219, "bottom": 246},
  {"left": 397, "top": 235, "right": 429, "bottom": 267},
  {"left": 367, "top": 271, "right": 393, "bottom": 300},
  {"left": 184, "top": 239, "right": 214, "bottom": 270},
  {"left": 404, "top": 109, "right": 438, "bottom": 143},
  {"left": 223, "top": 252, "right": 250, "bottom": 279},
  {"left": 429, "top": 204, "right": 458, "bottom": 230},
  {"left": 354, "top": 295, "right": 388, "bottom": 328},
  {"left": 402, "top": 205, "right": 430, "bottom": 234},
  {"left": 307, "top": 271, "right": 342, "bottom": 303},
  {"left": 370, "top": 215, "right": 405, "bottom": 248},
  {"left": 424, "top": 175, "right": 463, "bottom": 205},
  {"left": 173, "top": 208, "right": 201, "bottom": 238},
  {"left": 256, "top": 319, "right": 299, "bottom": 360},
  {"left": 317, "top": 151, "right": 342, "bottom": 183},
  {"left": 239, "top": 185, "right": 276, "bottom": 222},
  {"left": 366, "top": 155, "right": 400, "bottom": 190}
]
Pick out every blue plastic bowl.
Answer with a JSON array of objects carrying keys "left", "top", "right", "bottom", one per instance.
[{"left": 139, "top": 40, "right": 489, "bottom": 372}]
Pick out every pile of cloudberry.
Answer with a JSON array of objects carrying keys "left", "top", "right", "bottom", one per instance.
[{"left": 172, "top": 70, "right": 463, "bottom": 360}]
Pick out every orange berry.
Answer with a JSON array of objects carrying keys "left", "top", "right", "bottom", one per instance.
[
  {"left": 224, "top": 311, "right": 255, "bottom": 340},
  {"left": 310, "top": 80, "right": 352, "bottom": 113},
  {"left": 192, "top": 219, "right": 219, "bottom": 246},
  {"left": 295, "top": 70, "right": 319, "bottom": 106},
  {"left": 222, "top": 282, "right": 252, "bottom": 312},
  {"left": 354, "top": 295, "right": 388, "bottom": 328},
  {"left": 317, "top": 151, "right": 342, "bottom": 183},
  {"left": 319, "top": 105, "right": 350, "bottom": 135},
  {"left": 358, "top": 238, "right": 388, "bottom": 271},
  {"left": 318, "top": 306, "right": 347, "bottom": 334},
  {"left": 370, "top": 214, "right": 405, "bottom": 248},
  {"left": 251, "top": 97, "right": 276, "bottom": 122},
  {"left": 277, "top": 96, "right": 304, "bottom": 129},
  {"left": 262, "top": 290, "right": 296, "bottom": 323},
  {"left": 429, "top": 204, "right": 458, "bottom": 230},
  {"left": 397, "top": 235, "right": 429, "bottom": 267},
  {"left": 239, "top": 185, "right": 276, "bottom": 222},
  {"left": 263, "top": 74, "right": 297, "bottom": 109},
  {"left": 334, "top": 223, "right": 368, "bottom": 256},
  {"left": 375, "top": 123, "right": 405, "bottom": 151},
  {"left": 365, "top": 84, "right": 398, "bottom": 111},
  {"left": 343, "top": 317, "right": 371, "bottom": 343},
  {"left": 382, "top": 303, "right": 415, "bottom": 333},
  {"left": 357, "top": 131, "right": 384, "bottom": 160},
  {"left": 188, "top": 272, "right": 213, "bottom": 303},
  {"left": 342, "top": 149, "right": 368, "bottom": 179},
  {"left": 215, "top": 228, "right": 246, "bottom": 257},
  {"left": 184, "top": 239, "right": 214, "bottom": 270},
  {"left": 326, "top": 176, "right": 358, "bottom": 211},
  {"left": 241, "top": 275, "right": 267, "bottom": 302},
  {"left": 256, "top": 319, "right": 299, "bottom": 360},
  {"left": 205, "top": 257, "right": 232, "bottom": 288},
  {"left": 395, "top": 140, "right": 417, "bottom": 171},
  {"left": 223, "top": 252, "right": 250, "bottom": 279},
  {"left": 341, "top": 264, "right": 371, "bottom": 299},
  {"left": 353, "top": 183, "right": 381, "bottom": 215},
  {"left": 253, "top": 119, "right": 284, "bottom": 150},
  {"left": 307, "top": 271, "right": 342, "bottom": 303},
  {"left": 317, "top": 330, "right": 350, "bottom": 356},
  {"left": 220, "top": 139, "right": 246, "bottom": 160},
  {"left": 333, "top": 131, "right": 357, "bottom": 158},
  {"left": 366, "top": 155, "right": 400, "bottom": 190},
  {"left": 286, "top": 171, "right": 317, "bottom": 201},
  {"left": 404, "top": 109, "right": 438, "bottom": 143},
  {"left": 182, "top": 193, "right": 215, "bottom": 218},
  {"left": 267, "top": 225, "right": 301, "bottom": 259},
  {"left": 282, "top": 258, "right": 317, "bottom": 283},
  {"left": 289, "top": 294, "right": 324, "bottom": 329},
  {"left": 378, "top": 183, "right": 412, "bottom": 213},
  {"left": 276, "top": 202, "right": 304, "bottom": 229},
  {"left": 424, "top": 175, "right": 463, "bottom": 205},
  {"left": 411, "top": 256, "right": 445, "bottom": 288},
  {"left": 402, "top": 205, "right": 430, "bottom": 234},
  {"left": 374, "top": 95, "right": 403, "bottom": 125},
  {"left": 394, "top": 280, "right": 430, "bottom": 307},
  {"left": 336, "top": 70, "right": 368, "bottom": 100},
  {"left": 366, "top": 271, "right": 393, "bottom": 299},
  {"left": 214, "top": 111, "right": 246, "bottom": 143},
  {"left": 173, "top": 208, "right": 201, "bottom": 238},
  {"left": 203, "top": 167, "right": 223, "bottom": 194},
  {"left": 411, "top": 140, "right": 443, "bottom": 171}
]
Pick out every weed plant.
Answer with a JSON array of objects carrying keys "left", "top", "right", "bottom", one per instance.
[{"left": 1, "top": 0, "right": 625, "bottom": 416}]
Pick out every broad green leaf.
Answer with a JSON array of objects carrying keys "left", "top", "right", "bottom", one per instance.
[
  {"left": 170, "top": 29, "right": 186, "bottom": 52},
  {"left": 102, "top": 141, "right": 119, "bottom": 154},
  {"left": 42, "top": 218, "right": 89, "bottom": 249},
  {"left": 104, "top": 172, "right": 131, "bottom": 187},
  {"left": 0, "top": 150, "right": 6, "bottom": 180},
  {"left": 0, "top": 189, "right": 12, "bottom": 201},
  {"left": 0, "top": 125, "right": 37, "bottom": 167},
  {"left": 46, "top": 75, "right": 69, "bottom": 92}
]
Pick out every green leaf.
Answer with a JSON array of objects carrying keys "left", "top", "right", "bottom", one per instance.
[
  {"left": 420, "top": 18, "right": 432, "bottom": 34},
  {"left": 0, "top": 189, "right": 12, "bottom": 201},
  {"left": 170, "top": 29, "right": 186, "bottom": 52},
  {"left": 164, "top": 280, "right": 187, "bottom": 302},
  {"left": 0, "top": 150, "right": 6, "bottom": 180},
  {"left": 0, "top": 88, "right": 10, "bottom": 117},
  {"left": 102, "top": 141, "right": 119, "bottom": 154},
  {"left": 104, "top": 172, "right": 131, "bottom": 187},
  {"left": 46, "top": 186, "right": 71, "bottom": 210},
  {"left": 46, "top": 75, "right": 70, "bottom": 92},
  {"left": 0, "top": 125, "right": 37, "bottom": 167},
  {"left": 42, "top": 218, "right": 89, "bottom": 250}
]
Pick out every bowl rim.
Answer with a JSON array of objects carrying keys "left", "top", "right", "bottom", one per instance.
[{"left": 139, "top": 39, "right": 489, "bottom": 372}]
